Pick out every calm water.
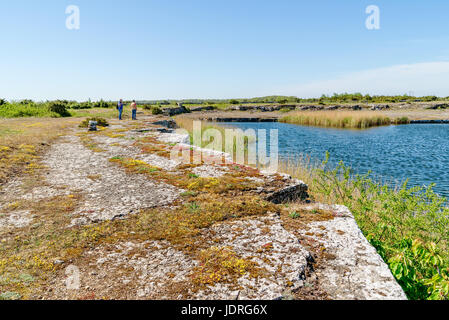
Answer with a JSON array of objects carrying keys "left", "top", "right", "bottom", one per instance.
[{"left": 222, "top": 122, "right": 449, "bottom": 198}]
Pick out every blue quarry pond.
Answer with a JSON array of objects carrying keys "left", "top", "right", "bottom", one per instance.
[{"left": 221, "top": 122, "right": 449, "bottom": 198}]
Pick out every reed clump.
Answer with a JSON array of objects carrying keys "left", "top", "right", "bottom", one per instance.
[{"left": 280, "top": 111, "right": 409, "bottom": 129}]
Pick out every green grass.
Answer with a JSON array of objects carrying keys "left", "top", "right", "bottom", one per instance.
[
  {"left": 0, "top": 101, "right": 125, "bottom": 119},
  {"left": 69, "top": 108, "right": 119, "bottom": 119},
  {"left": 0, "top": 128, "right": 22, "bottom": 137},
  {"left": 0, "top": 103, "right": 62, "bottom": 118}
]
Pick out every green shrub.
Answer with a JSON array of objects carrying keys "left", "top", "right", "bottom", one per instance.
[
  {"left": 47, "top": 101, "right": 70, "bottom": 117},
  {"left": 92, "top": 99, "right": 113, "bottom": 108},
  {"left": 151, "top": 106, "right": 163, "bottom": 115},
  {"left": 393, "top": 117, "right": 410, "bottom": 124},
  {"left": 0, "top": 98, "right": 6, "bottom": 106},
  {"left": 289, "top": 211, "right": 301, "bottom": 219},
  {"left": 229, "top": 99, "right": 239, "bottom": 105},
  {"left": 19, "top": 99, "right": 34, "bottom": 105},
  {"left": 79, "top": 117, "right": 109, "bottom": 128},
  {"left": 0, "top": 101, "right": 73, "bottom": 118},
  {"left": 69, "top": 102, "right": 93, "bottom": 109}
]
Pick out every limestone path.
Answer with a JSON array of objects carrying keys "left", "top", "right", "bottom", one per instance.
[{"left": 0, "top": 115, "right": 407, "bottom": 300}]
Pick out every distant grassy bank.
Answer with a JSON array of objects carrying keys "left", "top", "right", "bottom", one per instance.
[
  {"left": 280, "top": 111, "right": 409, "bottom": 129},
  {"left": 138, "top": 93, "right": 449, "bottom": 105}
]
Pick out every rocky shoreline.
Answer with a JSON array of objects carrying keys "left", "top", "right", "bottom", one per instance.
[{"left": 0, "top": 114, "right": 407, "bottom": 300}]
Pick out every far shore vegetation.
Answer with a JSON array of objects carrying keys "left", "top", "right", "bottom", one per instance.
[
  {"left": 280, "top": 110, "right": 410, "bottom": 129},
  {"left": 1, "top": 93, "right": 449, "bottom": 120}
]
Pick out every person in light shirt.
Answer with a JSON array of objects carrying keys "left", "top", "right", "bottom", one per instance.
[{"left": 131, "top": 100, "right": 137, "bottom": 120}]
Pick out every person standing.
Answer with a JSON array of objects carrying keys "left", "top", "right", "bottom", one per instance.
[
  {"left": 117, "top": 99, "right": 124, "bottom": 120},
  {"left": 131, "top": 100, "right": 137, "bottom": 120}
]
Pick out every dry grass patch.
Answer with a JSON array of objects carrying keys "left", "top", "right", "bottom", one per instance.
[
  {"left": 109, "top": 155, "right": 264, "bottom": 196},
  {"left": 135, "top": 135, "right": 172, "bottom": 158},
  {"left": 77, "top": 132, "right": 106, "bottom": 152},
  {"left": 0, "top": 118, "right": 76, "bottom": 185},
  {"left": 192, "top": 246, "right": 263, "bottom": 287},
  {"left": 0, "top": 193, "right": 83, "bottom": 299}
]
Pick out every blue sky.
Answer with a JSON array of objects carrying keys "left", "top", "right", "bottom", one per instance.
[{"left": 1, "top": 0, "right": 449, "bottom": 101}]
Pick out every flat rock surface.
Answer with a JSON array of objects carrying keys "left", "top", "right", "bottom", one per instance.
[
  {"left": 42, "top": 135, "right": 182, "bottom": 226},
  {"left": 195, "top": 214, "right": 310, "bottom": 300},
  {"left": 296, "top": 203, "right": 407, "bottom": 300}
]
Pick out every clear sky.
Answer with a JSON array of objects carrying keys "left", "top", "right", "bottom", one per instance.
[{"left": 1, "top": 0, "right": 449, "bottom": 101}]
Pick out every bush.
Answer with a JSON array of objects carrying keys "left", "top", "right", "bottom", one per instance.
[
  {"left": 151, "top": 106, "right": 163, "bottom": 115},
  {"left": 229, "top": 99, "right": 239, "bottom": 105},
  {"left": 92, "top": 99, "right": 113, "bottom": 108},
  {"left": 79, "top": 117, "right": 109, "bottom": 128},
  {"left": 47, "top": 101, "right": 70, "bottom": 117},
  {"left": 19, "top": 99, "right": 34, "bottom": 105},
  {"left": 0, "top": 99, "right": 6, "bottom": 106}
]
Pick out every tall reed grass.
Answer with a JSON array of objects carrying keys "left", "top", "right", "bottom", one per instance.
[{"left": 280, "top": 111, "right": 409, "bottom": 129}]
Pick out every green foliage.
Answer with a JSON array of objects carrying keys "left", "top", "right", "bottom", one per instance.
[
  {"left": 122, "top": 95, "right": 449, "bottom": 107},
  {"left": 151, "top": 106, "right": 163, "bottom": 115},
  {"left": 47, "top": 101, "right": 70, "bottom": 117},
  {"left": 68, "top": 101, "right": 92, "bottom": 109},
  {"left": 92, "top": 99, "right": 114, "bottom": 108},
  {"left": 289, "top": 211, "right": 301, "bottom": 219},
  {"left": 79, "top": 117, "right": 109, "bottom": 128},
  {"left": 0, "top": 102, "right": 59, "bottom": 118},
  {"left": 0, "top": 98, "right": 7, "bottom": 106},
  {"left": 387, "top": 239, "right": 449, "bottom": 300},
  {"left": 393, "top": 117, "right": 410, "bottom": 124},
  {"left": 19, "top": 99, "right": 34, "bottom": 105},
  {"left": 314, "top": 93, "right": 444, "bottom": 104},
  {"left": 312, "top": 152, "right": 449, "bottom": 300}
]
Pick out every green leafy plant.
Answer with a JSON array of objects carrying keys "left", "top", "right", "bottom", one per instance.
[
  {"left": 47, "top": 101, "right": 70, "bottom": 117},
  {"left": 151, "top": 106, "right": 162, "bottom": 115},
  {"left": 289, "top": 211, "right": 301, "bottom": 219}
]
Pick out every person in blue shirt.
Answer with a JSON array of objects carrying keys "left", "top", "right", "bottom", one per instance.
[{"left": 117, "top": 99, "right": 124, "bottom": 120}]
